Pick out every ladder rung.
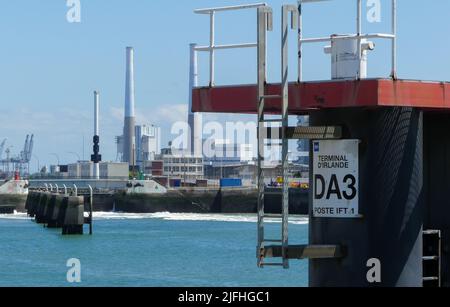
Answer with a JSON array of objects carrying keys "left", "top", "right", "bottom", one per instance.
[
  {"left": 260, "top": 263, "right": 285, "bottom": 267},
  {"left": 264, "top": 191, "right": 283, "bottom": 195},
  {"left": 260, "top": 119, "right": 283, "bottom": 123},
  {"left": 423, "top": 230, "right": 441, "bottom": 236},
  {"left": 423, "top": 277, "right": 439, "bottom": 282},
  {"left": 423, "top": 256, "right": 439, "bottom": 261},
  {"left": 260, "top": 95, "right": 282, "bottom": 100}
]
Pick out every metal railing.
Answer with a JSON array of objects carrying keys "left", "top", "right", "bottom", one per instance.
[
  {"left": 194, "top": 1, "right": 398, "bottom": 86},
  {"left": 194, "top": 3, "right": 267, "bottom": 87},
  {"left": 298, "top": 0, "right": 398, "bottom": 80}
]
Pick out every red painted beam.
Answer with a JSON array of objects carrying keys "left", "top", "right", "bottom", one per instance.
[{"left": 192, "top": 79, "right": 450, "bottom": 115}]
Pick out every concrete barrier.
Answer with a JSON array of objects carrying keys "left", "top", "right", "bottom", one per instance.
[
  {"left": 26, "top": 190, "right": 92, "bottom": 235},
  {"left": 26, "top": 192, "right": 40, "bottom": 217},
  {"left": 62, "top": 196, "right": 85, "bottom": 235},
  {"left": 43, "top": 194, "right": 57, "bottom": 226},
  {"left": 25, "top": 192, "right": 35, "bottom": 213},
  {"left": 35, "top": 193, "right": 51, "bottom": 224},
  {"left": 47, "top": 195, "right": 66, "bottom": 228}
]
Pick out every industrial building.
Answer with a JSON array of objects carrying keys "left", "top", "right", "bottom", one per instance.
[
  {"left": 115, "top": 47, "right": 161, "bottom": 171},
  {"left": 135, "top": 124, "right": 161, "bottom": 165},
  {"left": 122, "top": 47, "right": 136, "bottom": 167},
  {"left": 117, "top": 124, "right": 161, "bottom": 170},
  {"left": 64, "top": 161, "right": 129, "bottom": 180},
  {"left": 160, "top": 154, "right": 204, "bottom": 182},
  {"left": 203, "top": 139, "right": 253, "bottom": 166}
]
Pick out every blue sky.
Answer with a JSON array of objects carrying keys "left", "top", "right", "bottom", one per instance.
[{"left": 0, "top": 0, "right": 449, "bottom": 170}]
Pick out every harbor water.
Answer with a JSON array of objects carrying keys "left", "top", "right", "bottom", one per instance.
[{"left": 0, "top": 212, "right": 308, "bottom": 287}]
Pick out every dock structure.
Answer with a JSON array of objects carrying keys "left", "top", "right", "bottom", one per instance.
[
  {"left": 193, "top": 1, "right": 446, "bottom": 287},
  {"left": 25, "top": 184, "right": 93, "bottom": 235}
]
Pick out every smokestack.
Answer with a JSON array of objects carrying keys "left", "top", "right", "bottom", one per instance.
[
  {"left": 123, "top": 47, "right": 136, "bottom": 166},
  {"left": 91, "top": 91, "right": 101, "bottom": 180},
  {"left": 188, "top": 43, "right": 202, "bottom": 156}
]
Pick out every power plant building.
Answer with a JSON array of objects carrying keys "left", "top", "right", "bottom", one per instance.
[
  {"left": 116, "top": 47, "right": 161, "bottom": 170},
  {"left": 122, "top": 47, "right": 136, "bottom": 166},
  {"left": 135, "top": 124, "right": 161, "bottom": 164}
]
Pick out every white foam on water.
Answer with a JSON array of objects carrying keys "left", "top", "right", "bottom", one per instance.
[
  {"left": 93, "top": 211, "right": 309, "bottom": 225},
  {"left": 0, "top": 211, "right": 309, "bottom": 225},
  {"left": 0, "top": 211, "right": 31, "bottom": 220}
]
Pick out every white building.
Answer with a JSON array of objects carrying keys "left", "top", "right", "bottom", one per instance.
[
  {"left": 160, "top": 153, "right": 204, "bottom": 182},
  {"left": 135, "top": 124, "right": 161, "bottom": 164},
  {"left": 203, "top": 139, "right": 253, "bottom": 166},
  {"left": 100, "top": 162, "right": 129, "bottom": 180},
  {"left": 68, "top": 161, "right": 129, "bottom": 179},
  {"left": 116, "top": 124, "right": 161, "bottom": 169},
  {"left": 68, "top": 161, "right": 93, "bottom": 179}
]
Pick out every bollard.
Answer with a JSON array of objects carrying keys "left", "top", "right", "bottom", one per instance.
[
  {"left": 43, "top": 194, "right": 57, "bottom": 226},
  {"left": 56, "top": 196, "right": 69, "bottom": 229},
  {"left": 35, "top": 193, "right": 51, "bottom": 224},
  {"left": 62, "top": 196, "right": 85, "bottom": 235},
  {"left": 29, "top": 192, "right": 44, "bottom": 218},
  {"left": 25, "top": 192, "right": 35, "bottom": 214},
  {"left": 47, "top": 195, "right": 65, "bottom": 228}
]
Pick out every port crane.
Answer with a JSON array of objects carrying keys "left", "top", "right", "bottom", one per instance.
[
  {"left": 0, "top": 135, "right": 34, "bottom": 178},
  {"left": 0, "top": 139, "right": 6, "bottom": 159}
]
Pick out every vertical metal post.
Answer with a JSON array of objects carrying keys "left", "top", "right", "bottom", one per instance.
[
  {"left": 356, "top": 0, "right": 362, "bottom": 79},
  {"left": 391, "top": 0, "right": 397, "bottom": 79},
  {"left": 189, "top": 43, "right": 202, "bottom": 156},
  {"left": 257, "top": 6, "right": 272, "bottom": 268},
  {"left": 297, "top": 0, "right": 303, "bottom": 83},
  {"left": 63, "top": 184, "right": 67, "bottom": 195},
  {"left": 49, "top": 184, "right": 53, "bottom": 193},
  {"left": 88, "top": 185, "right": 93, "bottom": 235},
  {"left": 281, "top": 4, "right": 298, "bottom": 270},
  {"left": 93, "top": 91, "right": 100, "bottom": 180},
  {"left": 209, "top": 12, "right": 215, "bottom": 87},
  {"left": 73, "top": 184, "right": 78, "bottom": 197},
  {"left": 438, "top": 230, "right": 442, "bottom": 287}
]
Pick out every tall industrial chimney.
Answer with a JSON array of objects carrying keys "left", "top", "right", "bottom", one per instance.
[
  {"left": 123, "top": 47, "right": 136, "bottom": 166},
  {"left": 188, "top": 43, "right": 202, "bottom": 156},
  {"left": 91, "top": 91, "right": 101, "bottom": 180}
]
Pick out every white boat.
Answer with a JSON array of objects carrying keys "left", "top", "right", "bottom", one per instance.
[{"left": 0, "top": 179, "right": 29, "bottom": 213}]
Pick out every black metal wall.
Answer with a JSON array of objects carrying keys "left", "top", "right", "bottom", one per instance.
[
  {"left": 308, "top": 107, "right": 424, "bottom": 287},
  {"left": 424, "top": 113, "right": 450, "bottom": 287}
]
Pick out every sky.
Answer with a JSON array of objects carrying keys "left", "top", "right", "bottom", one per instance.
[{"left": 0, "top": 0, "right": 449, "bottom": 171}]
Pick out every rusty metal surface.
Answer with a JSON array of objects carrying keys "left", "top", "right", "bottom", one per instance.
[{"left": 192, "top": 79, "right": 450, "bottom": 114}]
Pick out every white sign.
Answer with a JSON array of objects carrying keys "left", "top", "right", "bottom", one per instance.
[{"left": 312, "top": 140, "right": 359, "bottom": 218}]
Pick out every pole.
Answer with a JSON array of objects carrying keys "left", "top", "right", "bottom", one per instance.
[
  {"left": 209, "top": 12, "right": 215, "bottom": 87},
  {"left": 93, "top": 91, "right": 100, "bottom": 180},
  {"left": 297, "top": 0, "right": 302, "bottom": 82},
  {"left": 256, "top": 6, "right": 272, "bottom": 268},
  {"left": 88, "top": 185, "right": 93, "bottom": 235},
  {"left": 50, "top": 153, "right": 60, "bottom": 166},
  {"left": 356, "top": 0, "right": 362, "bottom": 79},
  {"left": 391, "top": 0, "right": 397, "bottom": 79}
]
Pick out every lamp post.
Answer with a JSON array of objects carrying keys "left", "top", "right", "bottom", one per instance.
[
  {"left": 49, "top": 153, "right": 60, "bottom": 165},
  {"left": 67, "top": 151, "right": 81, "bottom": 162},
  {"left": 32, "top": 154, "right": 40, "bottom": 175}
]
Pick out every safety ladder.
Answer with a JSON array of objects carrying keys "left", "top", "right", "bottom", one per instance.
[
  {"left": 193, "top": 2, "right": 345, "bottom": 268},
  {"left": 423, "top": 230, "right": 441, "bottom": 287},
  {"left": 257, "top": 5, "right": 298, "bottom": 269}
]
